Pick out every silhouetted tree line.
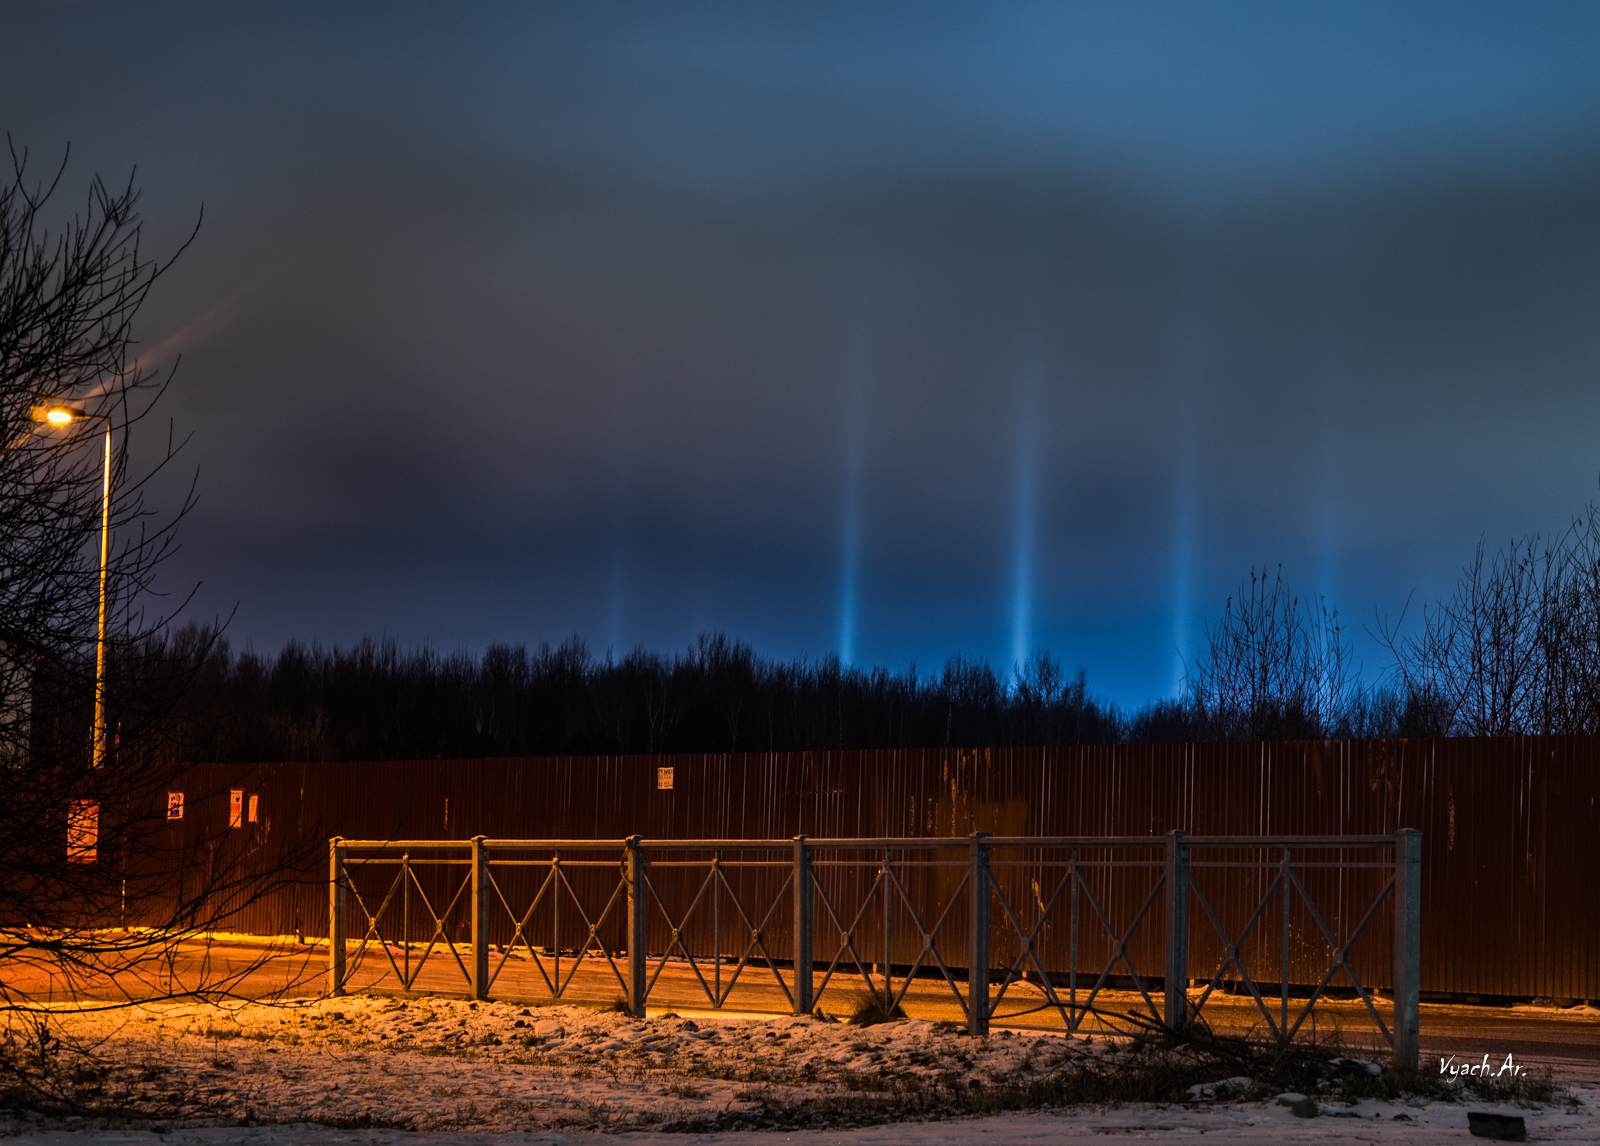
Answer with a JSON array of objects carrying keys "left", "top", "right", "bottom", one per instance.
[
  {"left": 144, "top": 634, "right": 1124, "bottom": 760},
  {"left": 84, "top": 501, "right": 1600, "bottom": 763}
]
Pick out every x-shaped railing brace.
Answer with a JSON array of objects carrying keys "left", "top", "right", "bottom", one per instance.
[
  {"left": 485, "top": 856, "right": 630, "bottom": 998},
  {"left": 1188, "top": 855, "right": 1396, "bottom": 1049},
  {"left": 644, "top": 862, "right": 795, "bottom": 1008},
  {"left": 988, "top": 864, "right": 1166, "bottom": 1030},
  {"left": 878, "top": 862, "right": 972, "bottom": 1015},
  {"left": 345, "top": 858, "right": 473, "bottom": 990},
  {"left": 813, "top": 858, "right": 972, "bottom": 1017}
]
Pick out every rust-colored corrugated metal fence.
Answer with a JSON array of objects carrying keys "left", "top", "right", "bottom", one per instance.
[{"left": 155, "top": 736, "right": 1600, "bottom": 1000}]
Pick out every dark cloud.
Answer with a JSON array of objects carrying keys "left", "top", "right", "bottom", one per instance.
[{"left": 4, "top": 2, "right": 1600, "bottom": 704}]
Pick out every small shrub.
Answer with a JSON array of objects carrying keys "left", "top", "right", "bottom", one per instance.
[{"left": 846, "top": 991, "right": 906, "bottom": 1027}]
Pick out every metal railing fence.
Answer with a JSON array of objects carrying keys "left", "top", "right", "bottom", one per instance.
[{"left": 328, "top": 829, "right": 1421, "bottom": 1066}]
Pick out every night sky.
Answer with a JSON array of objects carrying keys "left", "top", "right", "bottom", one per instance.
[{"left": 6, "top": 2, "right": 1600, "bottom": 705}]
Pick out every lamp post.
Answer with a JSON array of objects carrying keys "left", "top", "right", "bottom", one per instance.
[{"left": 32, "top": 405, "right": 112, "bottom": 769}]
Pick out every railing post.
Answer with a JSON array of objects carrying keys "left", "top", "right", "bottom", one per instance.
[
  {"left": 626, "top": 836, "right": 648, "bottom": 1019},
  {"left": 1165, "top": 829, "right": 1189, "bottom": 1029},
  {"left": 1393, "top": 828, "right": 1421, "bottom": 1069},
  {"left": 968, "top": 831, "right": 991, "bottom": 1037},
  {"left": 327, "top": 837, "right": 347, "bottom": 996},
  {"left": 470, "top": 836, "right": 490, "bottom": 1001},
  {"left": 793, "top": 836, "right": 813, "bottom": 1015}
]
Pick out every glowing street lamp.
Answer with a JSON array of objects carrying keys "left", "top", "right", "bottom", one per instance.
[{"left": 30, "top": 404, "right": 113, "bottom": 768}]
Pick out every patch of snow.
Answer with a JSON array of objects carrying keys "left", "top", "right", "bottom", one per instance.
[{"left": 0, "top": 993, "right": 1593, "bottom": 1144}]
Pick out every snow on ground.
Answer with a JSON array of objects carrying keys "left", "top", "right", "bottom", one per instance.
[{"left": 1, "top": 993, "right": 1595, "bottom": 1144}]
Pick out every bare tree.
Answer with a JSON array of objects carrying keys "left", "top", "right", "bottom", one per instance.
[
  {"left": 1545, "top": 510, "right": 1600, "bottom": 731},
  {"left": 0, "top": 140, "right": 310, "bottom": 1017},
  {"left": 1187, "top": 566, "right": 1359, "bottom": 740},
  {"left": 1381, "top": 505, "right": 1600, "bottom": 736}
]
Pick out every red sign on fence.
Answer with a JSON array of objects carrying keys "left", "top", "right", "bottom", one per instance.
[{"left": 66, "top": 800, "right": 98, "bottom": 864}]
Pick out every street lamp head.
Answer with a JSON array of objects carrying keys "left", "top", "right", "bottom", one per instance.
[{"left": 30, "top": 405, "right": 89, "bottom": 426}]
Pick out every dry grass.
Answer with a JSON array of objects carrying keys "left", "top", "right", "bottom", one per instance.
[
  {"left": 657, "top": 1015, "right": 1577, "bottom": 1134},
  {"left": 844, "top": 990, "right": 907, "bottom": 1027}
]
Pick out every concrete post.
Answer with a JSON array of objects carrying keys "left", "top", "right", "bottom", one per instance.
[
  {"left": 327, "top": 838, "right": 347, "bottom": 996},
  {"left": 1165, "top": 829, "right": 1190, "bottom": 1029},
  {"left": 1393, "top": 828, "right": 1422, "bottom": 1069},
  {"left": 968, "top": 832, "right": 991, "bottom": 1037},
  {"left": 793, "top": 836, "right": 813, "bottom": 1015},
  {"left": 626, "top": 836, "right": 649, "bottom": 1018},
  {"left": 471, "top": 836, "right": 490, "bottom": 1001}
]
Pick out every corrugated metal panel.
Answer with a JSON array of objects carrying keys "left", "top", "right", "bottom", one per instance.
[{"left": 128, "top": 735, "right": 1600, "bottom": 999}]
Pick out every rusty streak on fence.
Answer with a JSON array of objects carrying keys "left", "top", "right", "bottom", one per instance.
[{"left": 327, "top": 830, "right": 1422, "bottom": 1067}]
